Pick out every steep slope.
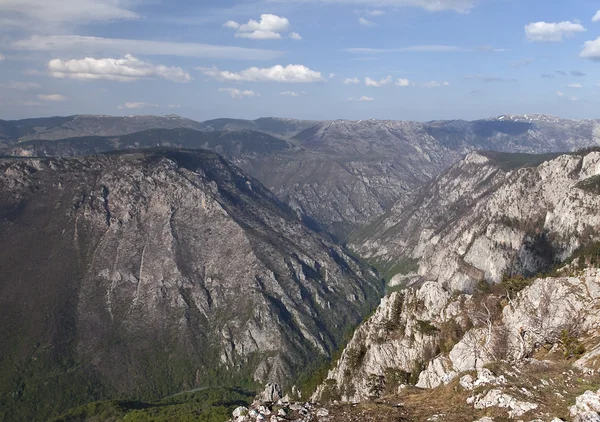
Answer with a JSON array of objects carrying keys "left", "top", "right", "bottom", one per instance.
[
  {"left": 354, "top": 149, "right": 600, "bottom": 291},
  {"left": 311, "top": 149, "right": 600, "bottom": 420},
  {"left": 0, "top": 114, "right": 209, "bottom": 144},
  {"left": 0, "top": 149, "right": 382, "bottom": 421}
]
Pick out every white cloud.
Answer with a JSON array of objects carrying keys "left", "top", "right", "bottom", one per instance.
[
  {"left": 512, "top": 58, "right": 533, "bottom": 68},
  {"left": 3, "top": 81, "right": 40, "bottom": 90},
  {"left": 568, "top": 83, "right": 583, "bottom": 88},
  {"left": 343, "top": 77, "right": 360, "bottom": 84},
  {"left": 524, "top": 21, "right": 586, "bottom": 42},
  {"left": 329, "top": 73, "right": 336, "bottom": 79},
  {"left": 223, "top": 21, "right": 240, "bottom": 29},
  {"left": 580, "top": 37, "right": 600, "bottom": 60},
  {"left": 424, "top": 81, "right": 450, "bottom": 88},
  {"left": 365, "top": 76, "right": 392, "bottom": 87},
  {"left": 119, "top": 102, "right": 158, "bottom": 109},
  {"left": 557, "top": 91, "right": 578, "bottom": 101},
  {"left": 48, "top": 54, "right": 192, "bottom": 83},
  {"left": 359, "top": 17, "right": 376, "bottom": 27},
  {"left": 12, "top": 35, "right": 283, "bottom": 61},
  {"left": 219, "top": 88, "right": 259, "bottom": 99},
  {"left": 366, "top": 9, "right": 385, "bottom": 16},
  {"left": 168, "top": 104, "right": 181, "bottom": 108},
  {"left": 0, "top": 0, "right": 138, "bottom": 29},
  {"left": 198, "top": 64, "right": 325, "bottom": 83},
  {"left": 593, "top": 11, "right": 600, "bottom": 22},
  {"left": 224, "top": 14, "right": 300, "bottom": 40},
  {"left": 0, "top": 53, "right": 4, "bottom": 61},
  {"left": 38, "top": 93, "right": 67, "bottom": 101},
  {"left": 281, "top": 91, "right": 305, "bottom": 96},
  {"left": 395, "top": 78, "right": 410, "bottom": 87},
  {"left": 349, "top": 96, "right": 374, "bottom": 102}
]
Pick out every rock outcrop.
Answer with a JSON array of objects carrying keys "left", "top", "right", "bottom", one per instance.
[{"left": 354, "top": 149, "right": 600, "bottom": 291}]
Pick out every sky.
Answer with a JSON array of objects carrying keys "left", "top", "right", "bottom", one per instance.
[{"left": 0, "top": 0, "right": 599, "bottom": 121}]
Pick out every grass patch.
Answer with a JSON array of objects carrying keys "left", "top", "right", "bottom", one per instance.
[
  {"left": 371, "top": 258, "right": 419, "bottom": 285},
  {"left": 480, "top": 150, "right": 563, "bottom": 171},
  {"left": 576, "top": 175, "right": 600, "bottom": 195}
]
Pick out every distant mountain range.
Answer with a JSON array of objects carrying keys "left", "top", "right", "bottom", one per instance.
[{"left": 2, "top": 113, "right": 600, "bottom": 239}]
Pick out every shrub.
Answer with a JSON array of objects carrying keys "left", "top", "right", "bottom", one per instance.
[
  {"left": 346, "top": 344, "right": 367, "bottom": 371},
  {"left": 320, "top": 379, "right": 341, "bottom": 402},
  {"left": 561, "top": 330, "right": 586, "bottom": 359},
  {"left": 416, "top": 320, "right": 439, "bottom": 336},
  {"left": 366, "top": 374, "right": 386, "bottom": 400}
]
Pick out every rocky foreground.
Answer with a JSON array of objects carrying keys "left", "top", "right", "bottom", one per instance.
[{"left": 231, "top": 365, "right": 600, "bottom": 421}]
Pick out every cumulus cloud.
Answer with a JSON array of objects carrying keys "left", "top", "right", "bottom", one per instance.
[
  {"left": 13, "top": 35, "right": 283, "bottom": 61},
  {"left": 0, "top": 53, "right": 4, "bottom": 61},
  {"left": 423, "top": 81, "right": 450, "bottom": 88},
  {"left": 118, "top": 102, "right": 158, "bottom": 109},
  {"left": 219, "top": 88, "right": 259, "bottom": 99},
  {"left": 593, "top": 10, "right": 600, "bottom": 22},
  {"left": 365, "top": 76, "right": 392, "bottom": 87},
  {"left": 395, "top": 78, "right": 410, "bottom": 87},
  {"left": 168, "top": 104, "right": 181, "bottom": 108},
  {"left": 198, "top": 64, "right": 324, "bottom": 83},
  {"left": 38, "top": 93, "right": 67, "bottom": 101},
  {"left": 525, "top": 21, "right": 586, "bottom": 42},
  {"left": 343, "top": 77, "right": 360, "bottom": 84},
  {"left": 224, "top": 14, "right": 301, "bottom": 40},
  {"left": 48, "top": 54, "right": 191, "bottom": 83},
  {"left": 568, "top": 83, "right": 583, "bottom": 88},
  {"left": 359, "top": 17, "right": 376, "bottom": 27},
  {"left": 580, "top": 37, "right": 600, "bottom": 60},
  {"left": 349, "top": 96, "right": 374, "bottom": 102},
  {"left": 329, "top": 73, "right": 336, "bottom": 79}
]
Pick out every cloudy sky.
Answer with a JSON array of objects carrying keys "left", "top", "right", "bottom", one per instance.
[{"left": 0, "top": 0, "right": 599, "bottom": 121}]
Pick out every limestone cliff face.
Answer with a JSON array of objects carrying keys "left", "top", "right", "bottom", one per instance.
[
  {"left": 0, "top": 149, "right": 382, "bottom": 416},
  {"left": 316, "top": 149, "right": 600, "bottom": 403},
  {"left": 354, "top": 150, "right": 600, "bottom": 291},
  {"left": 315, "top": 264, "right": 600, "bottom": 403}
]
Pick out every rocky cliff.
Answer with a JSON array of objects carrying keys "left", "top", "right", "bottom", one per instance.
[
  {"left": 308, "top": 148, "right": 600, "bottom": 421},
  {"left": 0, "top": 149, "right": 382, "bottom": 421},
  {"left": 354, "top": 149, "right": 600, "bottom": 291}
]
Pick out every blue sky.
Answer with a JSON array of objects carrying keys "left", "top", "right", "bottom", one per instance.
[{"left": 0, "top": 0, "right": 599, "bottom": 121}]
